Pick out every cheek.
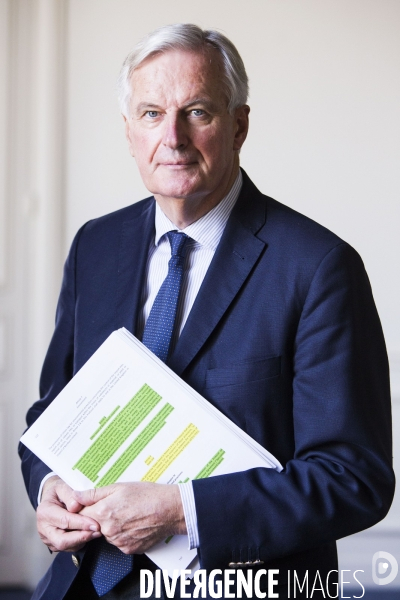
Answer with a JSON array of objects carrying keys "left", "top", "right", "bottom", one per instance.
[
  {"left": 131, "top": 130, "right": 158, "bottom": 162},
  {"left": 200, "top": 134, "right": 234, "bottom": 169}
]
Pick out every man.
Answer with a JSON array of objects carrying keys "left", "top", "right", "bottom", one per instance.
[{"left": 19, "top": 23, "right": 394, "bottom": 600}]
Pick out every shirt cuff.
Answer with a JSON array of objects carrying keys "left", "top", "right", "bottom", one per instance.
[
  {"left": 178, "top": 481, "right": 200, "bottom": 549},
  {"left": 38, "top": 472, "right": 57, "bottom": 505}
]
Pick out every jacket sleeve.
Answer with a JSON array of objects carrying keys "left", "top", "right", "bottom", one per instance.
[
  {"left": 192, "top": 242, "right": 395, "bottom": 570},
  {"left": 18, "top": 226, "right": 85, "bottom": 509}
]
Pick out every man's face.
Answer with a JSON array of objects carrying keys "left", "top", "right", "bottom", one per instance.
[{"left": 124, "top": 48, "right": 249, "bottom": 210}]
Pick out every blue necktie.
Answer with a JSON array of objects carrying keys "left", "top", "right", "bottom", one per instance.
[
  {"left": 89, "top": 540, "right": 134, "bottom": 596},
  {"left": 142, "top": 231, "right": 189, "bottom": 361},
  {"left": 90, "top": 231, "right": 189, "bottom": 596}
]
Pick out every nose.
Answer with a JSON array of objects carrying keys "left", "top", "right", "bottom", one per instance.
[{"left": 162, "top": 112, "right": 188, "bottom": 150}]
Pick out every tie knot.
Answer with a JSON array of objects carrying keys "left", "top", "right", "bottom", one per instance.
[{"left": 167, "top": 231, "right": 189, "bottom": 258}]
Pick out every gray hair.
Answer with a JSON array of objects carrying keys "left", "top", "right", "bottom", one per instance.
[{"left": 117, "top": 23, "right": 249, "bottom": 116}]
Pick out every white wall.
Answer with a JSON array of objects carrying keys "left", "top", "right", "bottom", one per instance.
[{"left": 1, "top": 0, "right": 399, "bottom": 590}]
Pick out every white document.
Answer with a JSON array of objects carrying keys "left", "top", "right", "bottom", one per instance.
[{"left": 21, "top": 328, "right": 282, "bottom": 575}]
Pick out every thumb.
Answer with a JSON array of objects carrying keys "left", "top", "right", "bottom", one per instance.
[{"left": 73, "top": 486, "right": 112, "bottom": 507}]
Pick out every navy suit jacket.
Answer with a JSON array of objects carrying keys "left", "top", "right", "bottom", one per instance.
[{"left": 19, "top": 171, "right": 395, "bottom": 599}]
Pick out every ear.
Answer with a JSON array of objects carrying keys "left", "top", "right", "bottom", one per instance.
[
  {"left": 232, "top": 105, "right": 250, "bottom": 151},
  {"left": 123, "top": 114, "right": 135, "bottom": 157}
]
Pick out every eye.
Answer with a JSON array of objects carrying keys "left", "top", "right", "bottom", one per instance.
[
  {"left": 146, "top": 110, "right": 159, "bottom": 118},
  {"left": 190, "top": 109, "right": 205, "bottom": 117}
]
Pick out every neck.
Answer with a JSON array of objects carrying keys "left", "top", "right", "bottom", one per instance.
[{"left": 154, "top": 160, "right": 240, "bottom": 229}]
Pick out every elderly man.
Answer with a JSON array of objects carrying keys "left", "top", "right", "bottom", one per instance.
[{"left": 20, "top": 23, "right": 394, "bottom": 600}]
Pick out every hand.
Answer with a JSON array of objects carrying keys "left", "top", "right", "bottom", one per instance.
[
  {"left": 37, "top": 475, "right": 102, "bottom": 552},
  {"left": 74, "top": 482, "right": 187, "bottom": 554}
]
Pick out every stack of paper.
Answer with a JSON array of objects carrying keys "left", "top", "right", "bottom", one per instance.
[{"left": 21, "top": 328, "right": 282, "bottom": 574}]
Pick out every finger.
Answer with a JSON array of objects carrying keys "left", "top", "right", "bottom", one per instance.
[
  {"left": 64, "top": 496, "right": 84, "bottom": 513},
  {"left": 52, "top": 482, "right": 84, "bottom": 512},
  {"left": 39, "top": 502, "right": 100, "bottom": 532},
  {"left": 79, "top": 505, "right": 98, "bottom": 520},
  {"left": 41, "top": 477, "right": 68, "bottom": 505},
  {"left": 41, "top": 526, "right": 102, "bottom": 553},
  {"left": 43, "top": 480, "right": 84, "bottom": 515},
  {"left": 73, "top": 486, "right": 113, "bottom": 507}
]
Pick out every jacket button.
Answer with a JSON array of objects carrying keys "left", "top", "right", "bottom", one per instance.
[{"left": 72, "top": 555, "right": 80, "bottom": 568}]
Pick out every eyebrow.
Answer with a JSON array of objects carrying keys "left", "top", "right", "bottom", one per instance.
[
  {"left": 134, "top": 102, "right": 162, "bottom": 115},
  {"left": 181, "top": 97, "right": 218, "bottom": 110}
]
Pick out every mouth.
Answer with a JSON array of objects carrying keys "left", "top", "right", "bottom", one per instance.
[{"left": 160, "top": 161, "right": 197, "bottom": 168}]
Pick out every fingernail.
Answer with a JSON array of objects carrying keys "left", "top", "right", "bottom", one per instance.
[
  {"left": 91, "top": 531, "right": 102, "bottom": 538},
  {"left": 89, "top": 525, "right": 98, "bottom": 531}
]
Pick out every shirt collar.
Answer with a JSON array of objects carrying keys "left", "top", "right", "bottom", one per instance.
[{"left": 154, "top": 170, "right": 243, "bottom": 251}]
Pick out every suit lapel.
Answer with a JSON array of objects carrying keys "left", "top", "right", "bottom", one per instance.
[
  {"left": 116, "top": 199, "right": 155, "bottom": 334},
  {"left": 168, "top": 173, "right": 268, "bottom": 376}
]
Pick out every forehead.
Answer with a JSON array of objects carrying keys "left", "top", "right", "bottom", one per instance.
[{"left": 129, "top": 48, "right": 226, "bottom": 107}]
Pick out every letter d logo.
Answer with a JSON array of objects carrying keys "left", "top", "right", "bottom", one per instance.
[{"left": 372, "top": 551, "right": 398, "bottom": 586}]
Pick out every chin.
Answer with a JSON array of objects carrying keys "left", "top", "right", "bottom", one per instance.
[
  {"left": 156, "top": 189, "right": 199, "bottom": 201},
  {"left": 151, "top": 177, "right": 203, "bottom": 200}
]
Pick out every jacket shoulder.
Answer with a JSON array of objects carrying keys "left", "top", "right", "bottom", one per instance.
[
  {"left": 265, "top": 195, "right": 344, "bottom": 248},
  {"left": 67, "top": 196, "right": 155, "bottom": 260},
  {"left": 81, "top": 196, "right": 154, "bottom": 235},
  {"left": 240, "top": 170, "right": 348, "bottom": 257}
]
